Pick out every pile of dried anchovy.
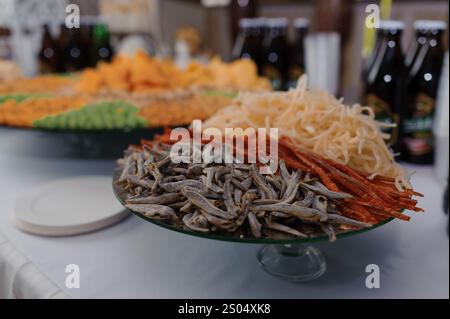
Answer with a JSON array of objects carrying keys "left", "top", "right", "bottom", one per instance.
[{"left": 115, "top": 142, "right": 372, "bottom": 241}]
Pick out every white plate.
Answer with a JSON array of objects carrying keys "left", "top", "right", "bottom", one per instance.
[{"left": 14, "top": 176, "right": 129, "bottom": 236}]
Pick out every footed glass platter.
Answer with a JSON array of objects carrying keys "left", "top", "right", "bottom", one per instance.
[{"left": 112, "top": 169, "right": 393, "bottom": 282}]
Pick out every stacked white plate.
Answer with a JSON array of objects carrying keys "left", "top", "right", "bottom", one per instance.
[{"left": 14, "top": 176, "right": 128, "bottom": 236}]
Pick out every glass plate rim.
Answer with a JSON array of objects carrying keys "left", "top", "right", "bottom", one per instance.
[{"left": 112, "top": 168, "right": 395, "bottom": 244}]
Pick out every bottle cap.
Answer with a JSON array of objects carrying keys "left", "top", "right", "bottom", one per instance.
[
  {"left": 293, "top": 18, "right": 310, "bottom": 29},
  {"left": 239, "top": 18, "right": 265, "bottom": 29},
  {"left": 266, "top": 17, "right": 289, "bottom": 28},
  {"left": 379, "top": 20, "right": 405, "bottom": 30},
  {"left": 254, "top": 17, "right": 268, "bottom": 27},
  {"left": 414, "top": 20, "right": 447, "bottom": 31}
]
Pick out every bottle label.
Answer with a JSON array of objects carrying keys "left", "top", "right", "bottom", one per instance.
[
  {"left": 286, "top": 66, "right": 304, "bottom": 89},
  {"left": 262, "top": 65, "right": 283, "bottom": 90},
  {"left": 402, "top": 93, "right": 435, "bottom": 156},
  {"left": 365, "top": 94, "right": 400, "bottom": 145}
]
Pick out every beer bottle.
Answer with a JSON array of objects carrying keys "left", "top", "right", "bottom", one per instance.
[
  {"left": 80, "top": 23, "right": 93, "bottom": 67},
  {"left": 363, "top": 20, "right": 405, "bottom": 150},
  {"left": 286, "top": 18, "right": 309, "bottom": 89},
  {"left": 64, "top": 27, "right": 89, "bottom": 71},
  {"left": 262, "top": 18, "right": 289, "bottom": 91},
  {"left": 0, "top": 26, "right": 13, "bottom": 60},
  {"left": 362, "top": 27, "right": 383, "bottom": 81},
  {"left": 231, "top": 18, "right": 264, "bottom": 72},
  {"left": 90, "top": 23, "right": 113, "bottom": 67},
  {"left": 38, "top": 24, "right": 61, "bottom": 73},
  {"left": 404, "top": 20, "right": 429, "bottom": 72},
  {"left": 56, "top": 24, "right": 68, "bottom": 72},
  {"left": 401, "top": 21, "right": 446, "bottom": 164}
]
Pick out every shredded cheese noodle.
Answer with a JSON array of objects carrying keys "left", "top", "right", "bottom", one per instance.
[{"left": 204, "top": 76, "right": 411, "bottom": 190}]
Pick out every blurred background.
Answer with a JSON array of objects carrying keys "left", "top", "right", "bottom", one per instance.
[
  {"left": 0, "top": 1, "right": 448, "bottom": 298},
  {"left": 0, "top": 0, "right": 448, "bottom": 176},
  {"left": 0, "top": 0, "right": 448, "bottom": 101}
]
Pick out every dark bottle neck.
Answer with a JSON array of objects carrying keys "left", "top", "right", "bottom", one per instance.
[
  {"left": 240, "top": 27, "right": 261, "bottom": 38},
  {"left": 382, "top": 31, "right": 403, "bottom": 58},
  {"left": 267, "top": 27, "right": 287, "bottom": 39}
]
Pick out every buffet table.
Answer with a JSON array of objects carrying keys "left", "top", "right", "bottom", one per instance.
[{"left": 0, "top": 129, "right": 448, "bottom": 299}]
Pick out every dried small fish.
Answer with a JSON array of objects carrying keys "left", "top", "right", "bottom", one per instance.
[
  {"left": 187, "top": 164, "right": 206, "bottom": 175},
  {"left": 172, "top": 167, "right": 189, "bottom": 174},
  {"left": 300, "top": 181, "right": 353, "bottom": 199},
  {"left": 251, "top": 164, "right": 274, "bottom": 199},
  {"left": 282, "top": 170, "right": 300, "bottom": 199},
  {"left": 312, "top": 195, "right": 328, "bottom": 213},
  {"left": 279, "top": 160, "right": 291, "bottom": 180},
  {"left": 241, "top": 177, "right": 253, "bottom": 190},
  {"left": 117, "top": 141, "right": 371, "bottom": 241},
  {"left": 234, "top": 188, "right": 243, "bottom": 206},
  {"left": 214, "top": 166, "right": 231, "bottom": 182},
  {"left": 183, "top": 213, "right": 210, "bottom": 232},
  {"left": 119, "top": 155, "right": 134, "bottom": 182},
  {"left": 230, "top": 177, "right": 247, "bottom": 191},
  {"left": 200, "top": 175, "right": 223, "bottom": 193},
  {"left": 200, "top": 210, "right": 237, "bottom": 232},
  {"left": 266, "top": 175, "right": 282, "bottom": 192},
  {"left": 160, "top": 180, "right": 205, "bottom": 192},
  {"left": 163, "top": 175, "right": 187, "bottom": 182},
  {"left": 133, "top": 153, "right": 145, "bottom": 178},
  {"left": 264, "top": 217, "right": 307, "bottom": 238},
  {"left": 295, "top": 190, "right": 315, "bottom": 207},
  {"left": 125, "top": 203, "right": 177, "bottom": 220},
  {"left": 203, "top": 167, "right": 216, "bottom": 190},
  {"left": 320, "top": 223, "right": 336, "bottom": 242},
  {"left": 182, "top": 188, "right": 236, "bottom": 220},
  {"left": 253, "top": 203, "right": 328, "bottom": 222},
  {"left": 223, "top": 176, "right": 238, "bottom": 216},
  {"left": 248, "top": 212, "right": 262, "bottom": 238},
  {"left": 327, "top": 214, "right": 372, "bottom": 228},
  {"left": 168, "top": 201, "right": 189, "bottom": 208},
  {"left": 180, "top": 201, "right": 193, "bottom": 214},
  {"left": 125, "top": 176, "right": 154, "bottom": 189},
  {"left": 126, "top": 192, "right": 182, "bottom": 205},
  {"left": 148, "top": 164, "right": 163, "bottom": 193}
]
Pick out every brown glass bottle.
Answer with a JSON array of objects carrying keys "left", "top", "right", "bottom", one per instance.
[
  {"left": 38, "top": 24, "right": 61, "bottom": 73},
  {"left": 229, "top": 0, "right": 257, "bottom": 42},
  {"left": 401, "top": 21, "right": 446, "bottom": 164},
  {"left": 63, "top": 27, "right": 89, "bottom": 71},
  {"left": 363, "top": 21, "right": 405, "bottom": 151},
  {"left": 231, "top": 18, "right": 264, "bottom": 73},
  {"left": 56, "top": 25, "right": 69, "bottom": 72},
  {"left": 80, "top": 23, "right": 94, "bottom": 67},
  {"left": 362, "top": 28, "right": 383, "bottom": 82},
  {"left": 286, "top": 18, "right": 309, "bottom": 89},
  {"left": 0, "top": 26, "right": 13, "bottom": 60},
  {"left": 90, "top": 23, "right": 113, "bottom": 67},
  {"left": 262, "top": 18, "right": 289, "bottom": 91}
]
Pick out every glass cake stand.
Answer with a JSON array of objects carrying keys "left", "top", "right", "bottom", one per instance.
[{"left": 113, "top": 170, "right": 393, "bottom": 282}]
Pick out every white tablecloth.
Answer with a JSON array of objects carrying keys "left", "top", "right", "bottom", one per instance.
[
  {"left": 0, "top": 129, "right": 448, "bottom": 298},
  {"left": 0, "top": 232, "right": 68, "bottom": 299}
]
